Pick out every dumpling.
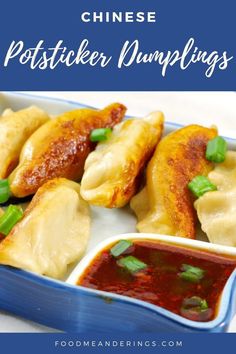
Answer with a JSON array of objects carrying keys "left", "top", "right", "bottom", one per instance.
[
  {"left": 80, "top": 112, "right": 164, "bottom": 208},
  {"left": 195, "top": 151, "right": 236, "bottom": 247},
  {"left": 0, "top": 106, "right": 49, "bottom": 179},
  {"left": 0, "top": 208, "right": 4, "bottom": 240},
  {"left": 0, "top": 178, "right": 90, "bottom": 279},
  {"left": 130, "top": 125, "right": 217, "bottom": 238},
  {"left": 9, "top": 103, "right": 126, "bottom": 198},
  {"left": 1, "top": 108, "right": 14, "bottom": 117}
]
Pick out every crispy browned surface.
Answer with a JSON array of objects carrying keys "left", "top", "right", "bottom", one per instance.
[
  {"left": 111, "top": 116, "right": 164, "bottom": 208},
  {"left": 131, "top": 125, "right": 217, "bottom": 238},
  {"left": 9, "top": 103, "right": 126, "bottom": 197}
]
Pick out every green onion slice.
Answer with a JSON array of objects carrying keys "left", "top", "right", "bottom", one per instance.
[
  {"left": 0, "top": 179, "right": 11, "bottom": 204},
  {"left": 188, "top": 176, "right": 217, "bottom": 198},
  {"left": 182, "top": 264, "right": 205, "bottom": 278},
  {"left": 0, "top": 205, "right": 23, "bottom": 236},
  {"left": 200, "top": 299, "right": 209, "bottom": 310},
  {"left": 182, "top": 296, "right": 209, "bottom": 310},
  {"left": 110, "top": 240, "right": 133, "bottom": 257},
  {"left": 117, "top": 256, "right": 147, "bottom": 273},
  {"left": 206, "top": 136, "right": 227, "bottom": 163},
  {"left": 180, "top": 296, "right": 213, "bottom": 321},
  {"left": 179, "top": 271, "right": 202, "bottom": 283},
  {"left": 90, "top": 128, "right": 112, "bottom": 142},
  {"left": 179, "top": 264, "right": 205, "bottom": 283}
]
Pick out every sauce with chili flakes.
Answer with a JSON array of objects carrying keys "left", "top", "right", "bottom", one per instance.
[{"left": 78, "top": 240, "right": 236, "bottom": 322}]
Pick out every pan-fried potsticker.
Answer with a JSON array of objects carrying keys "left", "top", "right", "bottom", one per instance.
[
  {"left": 81, "top": 111, "right": 164, "bottom": 208},
  {"left": 0, "top": 106, "right": 49, "bottom": 179},
  {"left": 9, "top": 103, "right": 126, "bottom": 197},
  {"left": 195, "top": 151, "right": 236, "bottom": 247},
  {"left": 131, "top": 125, "right": 217, "bottom": 238},
  {"left": 0, "top": 178, "right": 90, "bottom": 279}
]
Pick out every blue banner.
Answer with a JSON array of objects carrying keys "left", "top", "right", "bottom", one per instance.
[
  {"left": 0, "top": 0, "right": 235, "bottom": 90},
  {"left": 0, "top": 333, "right": 235, "bottom": 354}
]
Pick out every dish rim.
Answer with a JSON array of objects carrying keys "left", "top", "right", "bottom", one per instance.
[
  {"left": 2, "top": 91, "right": 236, "bottom": 143},
  {"left": 1, "top": 91, "right": 236, "bottom": 332}
]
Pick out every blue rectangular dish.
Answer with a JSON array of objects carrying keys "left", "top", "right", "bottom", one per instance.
[{"left": 0, "top": 92, "right": 236, "bottom": 333}]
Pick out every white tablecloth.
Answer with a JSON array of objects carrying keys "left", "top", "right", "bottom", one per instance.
[{"left": 0, "top": 91, "right": 235, "bottom": 332}]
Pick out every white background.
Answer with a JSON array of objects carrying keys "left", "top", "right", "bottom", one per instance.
[{"left": 0, "top": 91, "right": 235, "bottom": 332}]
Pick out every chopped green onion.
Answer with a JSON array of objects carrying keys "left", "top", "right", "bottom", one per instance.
[
  {"left": 182, "top": 296, "right": 209, "bottom": 311},
  {"left": 0, "top": 179, "right": 11, "bottom": 204},
  {"left": 206, "top": 136, "right": 227, "bottom": 163},
  {"left": 188, "top": 176, "right": 217, "bottom": 198},
  {"left": 182, "top": 264, "right": 205, "bottom": 278},
  {"left": 200, "top": 299, "right": 208, "bottom": 310},
  {"left": 90, "top": 128, "right": 112, "bottom": 142},
  {"left": 117, "top": 256, "right": 147, "bottom": 273},
  {"left": 180, "top": 296, "right": 212, "bottom": 321},
  {"left": 110, "top": 240, "right": 133, "bottom": 257},
  {"left": 0, "top": 205, "right": 23, "bottom": 236},
  {"left": 179, "top": 264, "right": 205, "bottom": 283},
  {"left": 179, "top": 272, "right": 201, "bottom": 283}
]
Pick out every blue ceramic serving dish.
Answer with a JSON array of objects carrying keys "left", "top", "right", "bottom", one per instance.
[{"left": 0, "top": 92, "right": 236, "bottom": 333}]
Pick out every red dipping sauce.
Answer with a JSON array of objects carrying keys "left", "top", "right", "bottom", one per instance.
[{"left": 78, "top": 240, "right": 236, "bottom": 322}]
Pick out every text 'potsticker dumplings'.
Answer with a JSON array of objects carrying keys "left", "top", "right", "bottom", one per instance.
[{"left": 80, "top": 111, "right": 164, "bottom": 208}]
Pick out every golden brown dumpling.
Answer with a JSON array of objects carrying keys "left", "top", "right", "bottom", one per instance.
[
  {"left": 9, "top": 103, "right": 126, "bottom": 198},
  {"left": 0, "top": 106, "right": 49, "bottom": 179},
  {"left": 80, "top": 112, "right": 164, "bottom": 208},
  {"left": 0, "top": 208, "right": 4, "bottom": 241},
  {"left": 195, "top": 151, "right": 236, "bottom": 247},
  {"left": 130, "top": 125, "right": 217, "bottom": 238},
  {"left": 1, "top": 108, "right": 14, "bottom": 117},
  {"left": 0, "top": 178, "right": 90, "bottom": 279}
]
